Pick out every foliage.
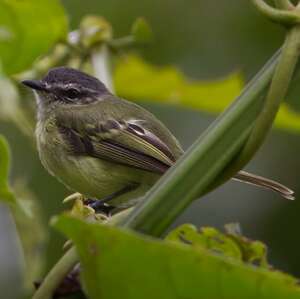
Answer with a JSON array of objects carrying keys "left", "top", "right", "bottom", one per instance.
[
  {"left": 115, "top": 55, "right": 244, "bottom": 112},
  {"left": 0, "top": 0, "right": 67, "bottom": 75},
  {"left": 55, "top": 216, "right": 300, "bottom": 299},
  {"left": 167, "top": 223, "right": 269, "bottom": 267},
  {"left": 115, "top": 55, "right": 300, "bottom": 133}
]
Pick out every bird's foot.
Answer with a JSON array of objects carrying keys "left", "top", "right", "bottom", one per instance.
[{"left": 84, "top": 198, "right": 115, "bottom": 217}]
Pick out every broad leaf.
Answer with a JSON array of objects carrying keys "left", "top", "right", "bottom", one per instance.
[
  {"left": 0, "top": 0, "right": 68, "bottom": 75},
  {"left": 55, "top": 216, "right": 300, "bottom": 299},
  {"left": 114, "top": 55, "right": 300, "bottom": 133}
]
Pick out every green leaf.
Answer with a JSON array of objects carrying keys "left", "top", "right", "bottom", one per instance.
[
  {"left": 167, "top": 224, "right": 269, "bottom": 268},
  {"left": 55, "top": 215, "right": 300, "bottom": 299},
  {"left": 224, "top": 223, "right": 269, "bottom": 268},
  {"left": 0, "top": 135, "right": 15, "bottom": 204},
  {"left": 114, "top": 55, "right": 300, "bottom": 133},
  {"left": 166, "top": 224, "right": 242, "bottom": 261},
  {"left": 0, "top": 0, "right": 68, "bottom": 75}
]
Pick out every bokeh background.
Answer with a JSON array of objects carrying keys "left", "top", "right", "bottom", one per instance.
[{"left": 2, "top": 1, "right": 300, "bottom": 298}]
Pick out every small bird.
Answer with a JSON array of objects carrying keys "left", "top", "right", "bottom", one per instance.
[{"left": 22, "top": 67, "right": 294, "bottom": 213}]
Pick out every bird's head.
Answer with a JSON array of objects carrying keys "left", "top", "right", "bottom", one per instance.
[{"left": 22, "top": 67, "right": 110, "bottom": 107}]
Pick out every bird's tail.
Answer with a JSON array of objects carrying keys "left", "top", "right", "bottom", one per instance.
[{"left": 233, "top": 170, "right": 295, "bottom": 200}]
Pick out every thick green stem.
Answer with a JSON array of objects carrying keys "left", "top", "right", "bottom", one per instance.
[
  {"left": 120, "top": 52, "right": 280, "bottom": 236},
  {"left": 214, "top": 25, "right": 300, "bottom": 185},
  {"left": 121, "top": 28, "right": 300, "bottom": 236},
  {"left": 242, "top": 26, "right": 300, "bottom": 159}
]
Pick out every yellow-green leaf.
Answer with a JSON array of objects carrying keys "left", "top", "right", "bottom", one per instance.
[
  {"left": 114, "top": 55, "right": 300, "bottom": 133},
  {"left": 166, "top": 224, "right": 242, "bottom": 261},
  {"left": 167, "top": 224, "right": 269, "bottom": 268}
]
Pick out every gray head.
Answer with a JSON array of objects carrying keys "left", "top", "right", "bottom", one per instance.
[{"left": 22, "top": 67, "right": 110, "bottom": 106}]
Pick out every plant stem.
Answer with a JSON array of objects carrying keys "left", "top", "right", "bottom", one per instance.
[
  {"left": 32, "top": 247, "right": 78, "bottom": 299},
  {"left": 122, "top": 27, "right": 300, "bottom": 236},
  {"left": 214, "top": 25, "right": 300, "bottom": 186},
  {"left": 120, "top": 51, "right": 281, "bottom": 236}
]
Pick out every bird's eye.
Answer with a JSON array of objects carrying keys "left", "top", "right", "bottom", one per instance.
[{"left": 65, "top": 88, "right": 80, "bottom": 99}]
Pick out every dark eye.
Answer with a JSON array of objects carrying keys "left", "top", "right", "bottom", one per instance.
[{"left": 65, "top": 88, "right": 80, "bottom": 99}]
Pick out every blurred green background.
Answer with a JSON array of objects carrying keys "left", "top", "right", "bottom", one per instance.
[{"left": 1, "top": 0, "right": 300, "bottom": 298}]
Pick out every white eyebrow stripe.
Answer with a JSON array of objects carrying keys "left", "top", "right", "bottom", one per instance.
[
  {"left": 50, "top": 83, "right": 98, "bottom": 94},
  {"left": 52, "top": 83, "right": 80, "bottom": 89}
]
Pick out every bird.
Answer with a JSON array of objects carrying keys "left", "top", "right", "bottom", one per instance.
[{"left": 22, "top": 67, "right": 294, "bottom": 213}]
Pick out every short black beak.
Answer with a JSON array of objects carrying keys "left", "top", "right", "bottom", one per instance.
[{"left": 22, "top": 80, "right": 47, "bottom": 91}]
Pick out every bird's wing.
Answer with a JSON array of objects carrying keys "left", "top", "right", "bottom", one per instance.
[{"left": 56, "top": 113, "right": 177, "bottom": 174}]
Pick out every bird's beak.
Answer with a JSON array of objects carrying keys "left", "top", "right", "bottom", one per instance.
[{"left": 22, "top": 80, "right": 47, "bottom": 92}]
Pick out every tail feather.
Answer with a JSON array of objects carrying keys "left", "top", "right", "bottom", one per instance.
[{"left": 233, "top": 170, "right": 295, "bottom": 200}]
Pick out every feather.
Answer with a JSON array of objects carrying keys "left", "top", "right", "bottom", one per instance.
[{"left": 56, "top": 104, "right": 177, "bottom": 174}]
